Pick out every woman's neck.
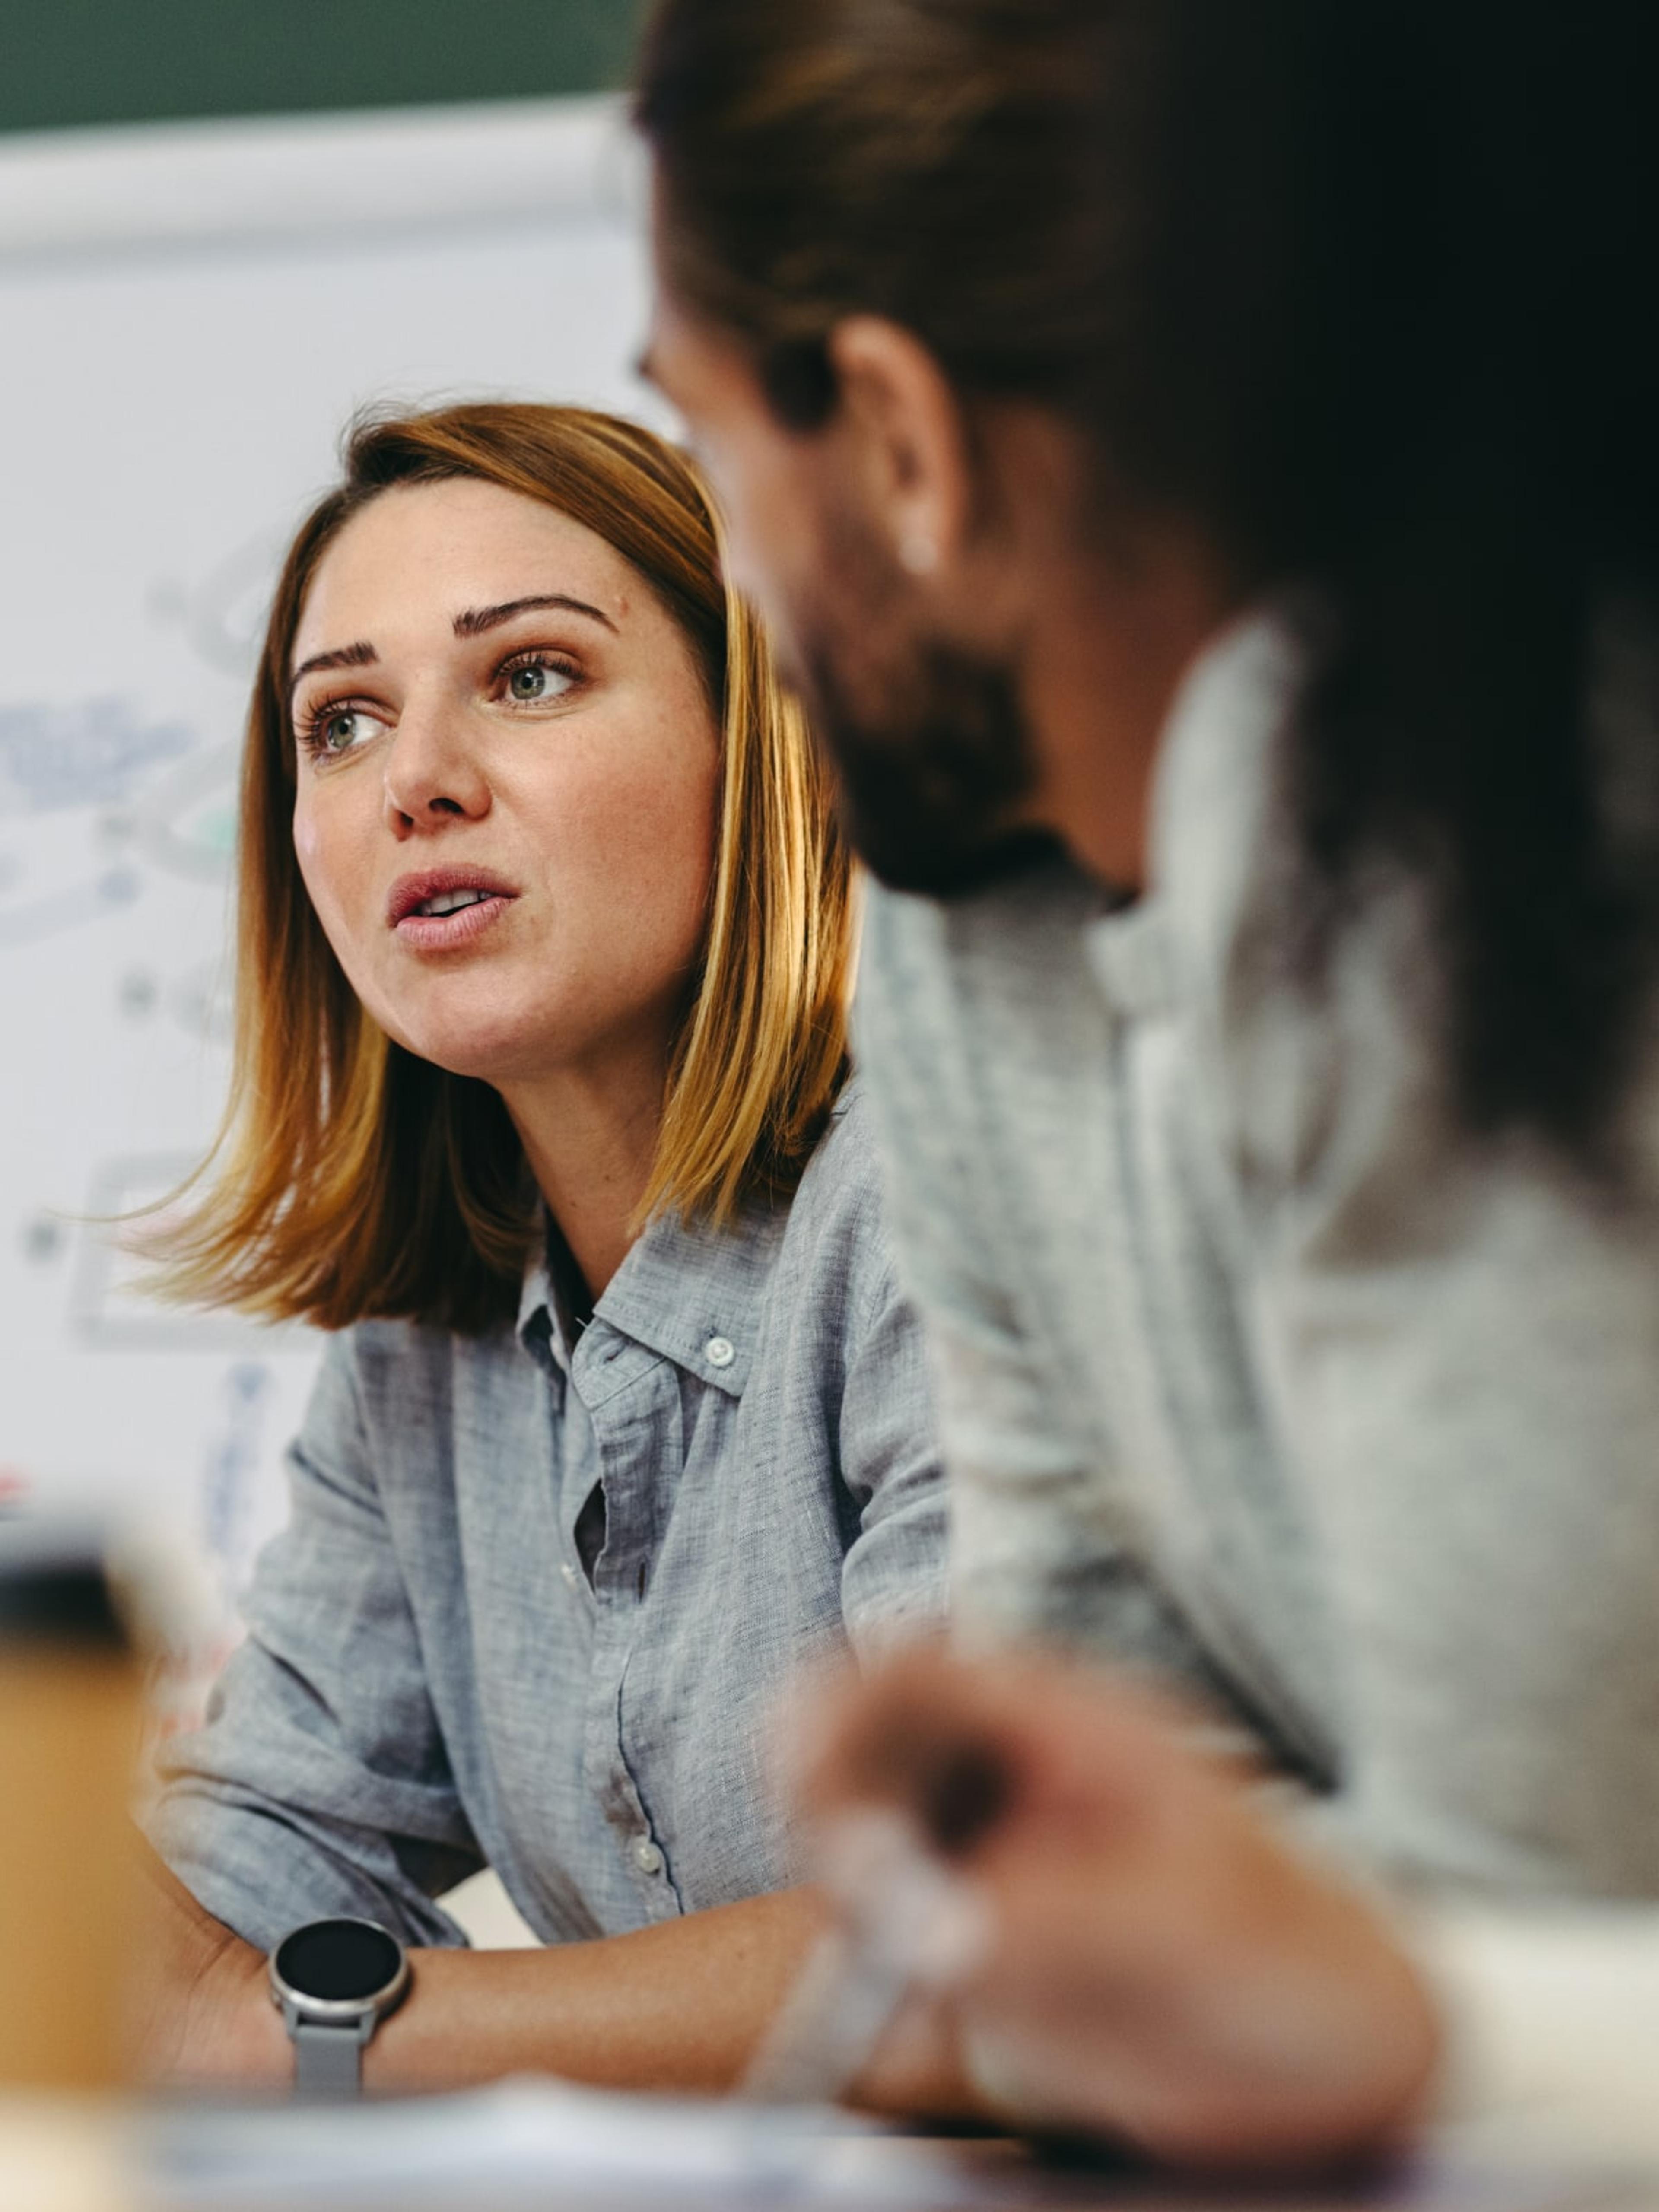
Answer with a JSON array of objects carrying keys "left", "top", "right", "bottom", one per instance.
[{"left": 498, "top": 1050, "right": 667, "bottom": 1306}]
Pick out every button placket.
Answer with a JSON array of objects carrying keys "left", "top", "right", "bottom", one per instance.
[
  {"left": 577, "top": 1352, "right": 684, "bottom": 1920},
  {"left": 630, "top": 1835, "right": 665, "bottom": 1877}
]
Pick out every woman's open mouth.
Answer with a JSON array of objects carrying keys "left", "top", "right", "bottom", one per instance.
[{"left": 387, "top": 868, "right": 519, "bottom": 952}]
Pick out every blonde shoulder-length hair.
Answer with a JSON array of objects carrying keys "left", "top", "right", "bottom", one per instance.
[{"left": 157, "top": 402, "right": 853, "bottom": 1335}]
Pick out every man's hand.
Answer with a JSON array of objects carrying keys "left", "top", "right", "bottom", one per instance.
[{"left": 792, "top": 1647, "right": 1441, "bottom": 2168}]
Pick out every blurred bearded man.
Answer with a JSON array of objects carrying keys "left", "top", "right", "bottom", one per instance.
[{"left": 637, "top": 0, "right": 1659, "bottom": 2168}]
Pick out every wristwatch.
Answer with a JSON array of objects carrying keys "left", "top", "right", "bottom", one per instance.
[{"left": 268, "top": 1917, "right": 410, "bottom": 2098}]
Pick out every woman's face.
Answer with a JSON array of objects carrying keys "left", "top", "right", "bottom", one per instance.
[{"left": 289, "top": 478, "right": 721, "bottom": 1089}]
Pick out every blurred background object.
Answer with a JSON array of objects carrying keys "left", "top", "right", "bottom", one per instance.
[
  {"left": 0, "top": 0, "right": 645, "bottom": 133},
  {"left": 0, "top": 5, "right": 660, "bottom": 1792},
  {"left": 0, "top": 1525, "right": 142, "bottom": 2092}
]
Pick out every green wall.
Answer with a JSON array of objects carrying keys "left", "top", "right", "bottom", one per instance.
[{"left": 0, "top": 0, "right": 648, "bottom": 135}]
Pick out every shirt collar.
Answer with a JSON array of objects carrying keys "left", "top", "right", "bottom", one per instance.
[
  {"left": 515, "top": 1240, "right": 556, "bottom": 1347},
  {"left": 1082, "top": 602, "right": 1304, "bottom": 1025},
  {"left": 515, "top": 1233, "right": 576, "bottom": 1379},
  {"left": 593, "top": 1192, "right": 788, "bottom": 1398},
  {"left": 510, "top": 1083, "right": 853, "bottom": 1397}
]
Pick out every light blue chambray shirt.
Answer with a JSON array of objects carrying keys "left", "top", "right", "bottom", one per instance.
[{"left": 152, "top": 1084, "right": 947, "bottom": 1950}]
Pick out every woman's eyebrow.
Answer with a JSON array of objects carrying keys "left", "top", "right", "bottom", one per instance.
[
  {"left": 289, "top": 640, "right": 377, "bottom": 700},
  {"left": 453, "top": 594, "right": 619, "bottom": 639},
  {"left": 286, "top": 593, "right": 616, "bottom": 702}
]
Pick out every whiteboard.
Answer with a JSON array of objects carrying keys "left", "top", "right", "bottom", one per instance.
[{"left": 0, "top": 97, "right": 659, "bottom": 1698}]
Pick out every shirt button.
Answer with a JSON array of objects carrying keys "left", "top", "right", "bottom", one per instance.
[
  {"left": 560, "top": 1563, "right": 578, "bottom": 1591},
  {"left": 704, "top": 1335, "right": 735, "bottom": 1369},
  {"left": 632, "top": 1836, "right": 664, "bottom": 1877}
]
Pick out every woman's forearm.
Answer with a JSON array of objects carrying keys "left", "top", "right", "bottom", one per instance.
[
  {"left": 129, "top": 1844, "right": 285, "bottom": 2085},
  {"left": 369, "top": 1888, "right": 826, "bottom": 2094},
  {"left": 141, "top": 1865, "right": 970, "bottom": 2111}
]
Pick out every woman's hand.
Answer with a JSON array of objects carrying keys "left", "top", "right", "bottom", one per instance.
[{"left": 792, "top": 1647, "right": 1442, "bottom": 2168}]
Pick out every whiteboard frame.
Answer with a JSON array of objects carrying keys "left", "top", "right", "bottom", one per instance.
[{"left": 0, "top": 94, "right": 634, "bottom": 267}]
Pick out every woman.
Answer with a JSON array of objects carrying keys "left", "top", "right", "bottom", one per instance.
[{"left": 140, "top": 402, "right": 947, "bottom": 2097}]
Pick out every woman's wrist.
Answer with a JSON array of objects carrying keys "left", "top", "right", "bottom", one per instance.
[{"left": 167, "top": 1932, "right": 289, "bottom": 2089}]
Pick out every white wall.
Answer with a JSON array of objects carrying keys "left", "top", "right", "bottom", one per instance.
[{"left": 0, "top": 98, "right": 658, "bottom": 1703}]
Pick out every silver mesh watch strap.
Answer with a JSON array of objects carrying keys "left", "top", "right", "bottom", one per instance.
[{"left": 293, "top": 2018, "right": 364, "bottom": 2098}]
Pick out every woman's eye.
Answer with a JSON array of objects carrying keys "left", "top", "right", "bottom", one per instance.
[
  {"left": 503, "top": 658, "right": 577, "bottom": 704},
  {"left": 311, "top": 707, "right": 377, "bottom": 754}
]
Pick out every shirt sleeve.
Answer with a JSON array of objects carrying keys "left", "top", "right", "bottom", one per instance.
[
  {"left": 835, "top": 1236, "right": 950, "bottom": 1659},
  {"left": 149, "top": 1332, "right": 483, "bottom": 1951}
]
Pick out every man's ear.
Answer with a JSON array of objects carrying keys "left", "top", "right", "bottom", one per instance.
[{"left": 827, "top": 316, "right": 975, "bottom": 582}]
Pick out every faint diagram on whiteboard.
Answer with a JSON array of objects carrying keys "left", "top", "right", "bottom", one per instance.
[
  {"left": 116, "top": 956, "right": 234, "bottom": 1046},
  {"left": 0, "top": 695, "right": 194, "bottom": 815},
  {"left": 69, "top": 1153, "right": 290, "bottom": 1353},
  {"left": 0, "top": 696, "right": 197, "bottom": 950},
  {"left": 149, "top": 528, "right": 287, "bottom": 680},
  {"left": 169, "top": 956, "right": 235, "bottom": 1045},
  {"left": 0, "top": 533, "right": 274, "bottom": 955},
  {"left": 0, "top": 852, "right": 140, "bottom": 951},
  {"left": 202, "top": 1358, "right": 277, "bottom": 1594},
  {"left": 131, "top": 743, "right": 241, "bottom": 883},
  {"left": 150, "top": 1355, "right": 297, "bottom": 1744}
]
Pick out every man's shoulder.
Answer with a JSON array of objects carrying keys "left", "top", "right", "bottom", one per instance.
[
  {"left": 861, "top": 853, "right": 1108, "bottom": 1005},
  {"left": 856, "top": 858, "right": 1116, "bottom": 1159}
]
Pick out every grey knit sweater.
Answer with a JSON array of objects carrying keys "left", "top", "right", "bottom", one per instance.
[{"left": 855, "top": 608, "right": 1659, "bottom": 1901}]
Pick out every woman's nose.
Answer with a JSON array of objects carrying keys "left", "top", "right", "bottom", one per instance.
[{"left": 381, "top": 702, "right": 490, "bottom": 832}]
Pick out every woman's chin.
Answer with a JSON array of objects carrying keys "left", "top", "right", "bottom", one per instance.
[
  {"left": 374, "top": 981, "right": 637, "bottom": 1090},
  {"left": 385, "top": 1018, "right": 541, "bottom": 1088}
]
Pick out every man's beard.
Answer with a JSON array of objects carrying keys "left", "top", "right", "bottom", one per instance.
[{"left": 788, "top": 513, "right": 1060, "bottom": 899}]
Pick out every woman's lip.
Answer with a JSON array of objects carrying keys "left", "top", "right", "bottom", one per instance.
[
  {"left": 392, "top": 893, "right": 515, "bottom": 953},
  {"left": 386, "top": 868, "right": 521, "bottom": 926}
]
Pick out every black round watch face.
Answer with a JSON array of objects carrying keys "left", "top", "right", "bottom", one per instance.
[{"left": 274, "top": 1919, "right": 403, "bottom": 2005}]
